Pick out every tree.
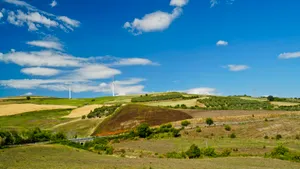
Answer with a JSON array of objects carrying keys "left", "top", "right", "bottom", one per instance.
[
  {"left": 26, "top": 96, "right": 31, "bottom": 100},
  {"left": 82, "top": 115, "right": 86, "bottom": 119},
  {"left": 267, "top": 95, "right": 275, "bottom": 101},
  {"left": 136, "top": 123, "right": 152, "bottom": 138},
  {"left": 181, "top": 120, "right": 191, "bottom": 127},
  {"left": 186, "top": 144, "right": 201, "bottom": 158},
  {"left": 206, "top": 118, "right": 214, "bottom": 126}
]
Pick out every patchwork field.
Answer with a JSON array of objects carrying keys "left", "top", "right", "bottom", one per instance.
[
  {"left": 0, "top": 144, "right": 299, "bottom": 169},
  {"left": 0, "top": 104, "right": 76, "bottom": 116},
  {"left": 64, "top": 104, "right": 103, "bottom": 118}
]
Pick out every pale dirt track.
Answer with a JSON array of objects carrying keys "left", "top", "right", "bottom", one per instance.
[
  {"left": 0, "top": 104, "right": 76, "bottom": 116},
  {"left": 64, "top": 104, "right": 103, "bottom": 118}
]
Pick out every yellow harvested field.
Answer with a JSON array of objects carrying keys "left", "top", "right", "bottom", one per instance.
[
  {"left": 271, "top": 101, "right": 299, "bottom": 106},
  {"left": 64, "top": 104, "right": 103, "bottom": 118},
  {"left": 0, "top": 104, "right": 76, "bottom": 116}
]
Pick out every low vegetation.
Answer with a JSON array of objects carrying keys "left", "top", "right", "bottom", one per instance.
[
  {"left": 198, "top": 96, "right": 274, "bottom": 110},
  {"left": 87, "top": 104, "right": 121, "bottom": 118},
  {"left": 0, "top": 127, "right": 65, "bottom": 148},
  {"left": 131, "top": 92, "right": 199, "bottom": 103}
]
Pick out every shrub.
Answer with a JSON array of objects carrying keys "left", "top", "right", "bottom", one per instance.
[
  {"left": 180, "top": 104, "right": 187, "bottom": 109},
  {"left": 220, "top": 148, "right": 232, "bottom": 157},
  {"left": 206, "top": 118, "right": 214, "bottom": 126},
  {"left": 181, "top": 120, "right": 191, "bottom": 127},
  {"left": 26, "top": 96, "right": 31, "bottom": 100},
  {"left": 91, "top": 99, "right": 95, "bottom": 102},
  {"left": 296, "top": 135, "right": 300, "bottom": 140},
  {"left": 276, "top": 134, "right": 282, "bottom": 140},
  {"left": 203, "top": 147, "right": 217, "bottom": 157},
  {"left": 267, "top": 95, "right": 275, "bottom": 101},
  {"left": 51, "top": 132, "right": 67, "bottom": 141},
  {"left": 224, "top": 125, "right": 231, "bottom": 131},
  {"left": 87, "top": 104, "right": 120, "bottom": 118},
  {"left": 196, "top": 127, "right": 202, "bottom": 133},
  {"left": 264, "top": 135, "right": 269, "bottom": 139},
  {"left": 229, "top": 133, "right": 236, "bottom": 138},
  {"left": 271, "top": 145, "right": 289, "bottom": 157},
  {"left": 136, "top": 123, "right": 152, "bottom": 138},
  {"left": 82, "top": 115, "right": 86, "bottom": 119},
  {"left": 186, "top": 144, "right": 201, "bottom": 159}
]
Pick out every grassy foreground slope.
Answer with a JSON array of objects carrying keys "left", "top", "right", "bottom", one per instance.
[
  {"left": 93, "top": 104, "right": 192, "bottom": 136},
  {"left": 0, "top": 144, "right": 299, "bottom": 169}
]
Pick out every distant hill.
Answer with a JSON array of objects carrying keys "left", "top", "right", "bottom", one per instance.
[{"left": 92, "top": 104, "right": 192, "bottom": 136}]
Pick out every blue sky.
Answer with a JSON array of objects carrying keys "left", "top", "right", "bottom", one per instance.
[{"left": 1, "top": 0, "right": 300, "bottom": 98}]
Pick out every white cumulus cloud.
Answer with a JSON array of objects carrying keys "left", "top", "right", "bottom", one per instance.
[
  {"left": 73, "top": 65, "right": 121, "bottom": 80},
  {"left": 124, "top": 7, "right": 182, "bottom": 35},
  {"left": 21, "top": 67, "right": 61, "bottom": 76},
  {"left": 4, "top": 0, "right": 80, "bottom": 32},
  {"left": 50, "top": 0, "right": 57, "bottom": 8},
  {"left": 170, "top": 0, "right": 189, "bottom": 7},
  {"left": 0, "top": 12, "right": 3, "bottom": 19},
  {"left": 22, "top": 92, "right": 33, "bottom": 96},
  {"left": 186, "top": 87, "right": 217, "bottom": 95},
  {"left": 278, "top": 52, "right": 300, "bottom": 59},
  {"left": 26, "top": 40, "right": 63, "bottom": 51},
  {"left": 0, "top": 50, "right": 85, "bottom": 67},
  {"left": 112, "top": 58, "right": 158, "bottom": 66},
  {"left": 226, "top": 65, "right": 249, "bottom": 72},
  {"left": 210, "top": 0, "right": 219, "bottom": 7},
  {"left": 216, "top": 40, "right": 228, "bottom": 46}
]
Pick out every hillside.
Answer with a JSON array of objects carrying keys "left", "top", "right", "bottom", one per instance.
[{"left": 92, "top": 104, "right": 192, "bottom": 136}]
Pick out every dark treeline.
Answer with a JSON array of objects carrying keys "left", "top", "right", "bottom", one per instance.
[
  {"left": 0, "top": 128, "right": 66, "bottom": 147},
  {"left": 131, "top": 93, "right": 199, "bottom": 103}
]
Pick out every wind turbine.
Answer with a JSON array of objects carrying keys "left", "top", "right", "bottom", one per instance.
[{"left": 112, "top": 76, "right": 115, "bottom": 97}]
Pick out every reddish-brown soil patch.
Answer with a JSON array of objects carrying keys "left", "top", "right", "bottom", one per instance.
[{"left": 93, "top": 104, "right": 192, "bottom": 136}]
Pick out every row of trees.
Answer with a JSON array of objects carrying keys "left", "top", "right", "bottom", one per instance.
[
  {"left": 0, "top": 128, "right": 66, "bottom": 147},
  {"left": 131, "top": 93, "right": 184, "bottom": 102},
  {"left": 198, "top": 96, "right": 274, "bottom": 110},
  {"left": 87, "top": 104, "right": 121, "bottom": 118}
]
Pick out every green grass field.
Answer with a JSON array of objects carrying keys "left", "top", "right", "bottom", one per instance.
[
  {"left": 0, "top": 109, "right": 75, "bottom": 131},
  {"left": 52, "top": 118, "right": 103, "bottom": 137},
  {"left": 0, "top": 96, "right": 134, "bottom": 106},
  {"left": 0, "top": 144, "right": 299, "bottom": 169}
]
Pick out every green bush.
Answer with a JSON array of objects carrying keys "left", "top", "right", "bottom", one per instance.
[
  {"left": 181, "top": 120, "right": 191, "bottom": 127},
  {"left": 26, "top": 96, "right": 31, "bottom": 100},
  {"left": 271, "top": 145, "right": 289, "bottom": 157},
  {"left": 186, "top": 144, "right": 201, "bottom": 159},
  {"left": 136, "top": 123, "right": 152, "bottom": 138},
  {"left": 276, "top": 134, "right": 282, "bottom": 140},
  {"left": 82, "top": 115, "right": 86, "bottom": 119},
  {"left": 267, "top": 95, "right": 275, "bottom": 101},
  {"left": 224, "top": 125, "right": 231, "bottom": 131},
  {"left": 229, "top": 133, "right": 236, "bottom": 138},
  {"left": 51, "top": 132, "right": 67, "bottom": 141},
  {"left": 206, "top": 118, "right": 214, "bottom": 126},
  {"left": 203, "top": 147, "right": 217, "bottom": 157},
  {"left": 196, "top": 127, "right": 202, "bottom": 133}
]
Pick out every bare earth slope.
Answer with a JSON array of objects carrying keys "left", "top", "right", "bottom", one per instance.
[{"left": 93, "top": 104, "right": 192, "bottom": 136}]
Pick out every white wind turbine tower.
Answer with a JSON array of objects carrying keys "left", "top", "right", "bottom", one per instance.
[
  {"left": 112, "top": 76, "right": 115, "bottom": 97},
  {"left": 67, "top": 82, "right": 72, "bottom": 99}
]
